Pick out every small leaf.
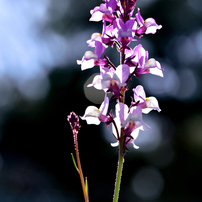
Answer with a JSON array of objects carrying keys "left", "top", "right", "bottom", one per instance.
[
  {"left": 85, "top": 177, "right": 88, "bottom": 197},
  {"left": 71, "top": 153, "right": 79, "bottom": 173}
]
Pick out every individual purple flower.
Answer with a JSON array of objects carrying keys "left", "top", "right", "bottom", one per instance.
[
  {"left": 143, "top": 58, "right": 164, "bottom": 77},
  {"left": 88, "top": 64, "right": 130, "bottom": 99},
  {"left": 67, "top": 112, "right": 80, "bottom": 135},
  {"left": 111, "top": 102, "right": 150, "bottom": 149},
  {"left": 113, "top": 18, "right": 136, "bottom": 48},
  {"left": 135, "top": 8, "right": 162, "bottom": 38},
  {"left": 132, "top": 85, "right": 161, "bottom": 114},
  {"left": 87, "top": 33, "right": 103, "bottom": 47},
  {"left": 77, "top": 51, "right": 98, "bottom": 70},
  {"left": 77, "top": 41, "right": 107, "bottom": 70},
  {"left": 89, "top": 0, "right": 117, "bottom": 23},
  {"left": 125, "top": 44, "right": 147, "bottom": 65},
  {"left": 80, "top": 94, "right": 110, "bottom": 125},
  {"left": 125, "top": 44, "right": 163, "bottom": 78},
  {"left": 101, "top": 21, "right": 116, "bottom": 47}
]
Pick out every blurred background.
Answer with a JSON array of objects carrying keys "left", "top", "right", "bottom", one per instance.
[{"left": 0, "top": 0, "right": 202, "bottom": 201}]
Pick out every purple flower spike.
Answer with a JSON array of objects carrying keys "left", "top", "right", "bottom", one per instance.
[
  {"left": 76, "top": 0, "right": 163, "bottom": 152},
  {"left": 67, "top": 112, "right": 80, "bottom": 135}
]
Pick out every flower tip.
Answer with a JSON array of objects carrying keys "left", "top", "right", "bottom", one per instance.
[
  {"left": 111, "top": 141, "right": 119, "bottom": 147},
  {"left": 133, "top": 143, "right": 139, "bottom": 149},
  {"left": 77, "top": 60, "right": 82, "bottom": 65},
  {"left": 67, "top": 112, "right": 80, "bottom": 134}
]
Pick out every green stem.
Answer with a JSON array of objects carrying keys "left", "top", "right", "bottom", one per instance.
[
  {"left": 113, "top": 128, "right": 125, "bottom": 202},
  {"left": 113, "top": 48, "right": 126, "bottom": 202},
  {"left": 113, "top": 151, "right": 124, "bottom": 202}
]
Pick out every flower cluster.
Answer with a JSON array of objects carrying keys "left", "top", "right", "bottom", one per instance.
[{"left": 77, "top": 0, "right": 163, "bottom": 153}]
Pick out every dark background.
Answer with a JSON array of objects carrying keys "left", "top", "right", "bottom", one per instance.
[{"left": 0, "top": 0, "right": 202, "bottom": 201}]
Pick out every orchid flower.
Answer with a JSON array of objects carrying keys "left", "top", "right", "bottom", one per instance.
[
  {"left": 88, "top": 64, "right": 130, "bottom": 99},
  {"left": 77, "top": 41, "right": 107, "bottom": 70},
  {"left": 125, "top": 44, "right": 163, "bottom": 78},
  {"left": 89, "top": 0, "right": 117, "bottom": 23},
  {"left": 80, "top": 94, "right": 109, "bottom": 125},
  {"left": 135, "top": 8, "right": 162, "bottom": 38},
  {"left": 111, "top": 102, "right": 150, "bottom": 149},
  {"left": 87, "top": 33, "right": 103, "bottom": 47},
  {"left": 113, "top": 19, "right": 136, "bottom": 48},
  {"left": 133, "top": 85, "right": 161, "bottom": 114},
  {"left": 101, "top": 21, "right": 117, "bottom": 47}
]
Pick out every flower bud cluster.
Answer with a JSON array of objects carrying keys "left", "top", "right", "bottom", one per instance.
[
  {"left": 77, "top": 0, "right": 163, "bottom": 151},
  {"left": 67, "top": 112, "right": 80, "bottom": 135}
]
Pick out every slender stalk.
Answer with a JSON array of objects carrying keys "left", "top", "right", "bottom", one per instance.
[
  {"left": 105, "top": 55, "right": 117, "bottom": 70},
  {"left": 74, "top": 133, "right": 89, "bottom": 202},
  {"left": 113, "top": 77, "right": 127, "bottom": 201},
  {"left": 120, "top": 48, "right": 125, "bottom": 65},
  {"left": 113, "top": 128, "right": 125, "bottom": 202},
  {"left": 113, "top": 154, "right": 124, "bottom": 202}
]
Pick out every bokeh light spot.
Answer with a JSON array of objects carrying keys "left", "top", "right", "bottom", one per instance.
[
  {"left": 176, "top": 36, "right": 198, "bottom": 65},
  {"left": 142, "top": 63, "right": 180, "bottom": 99},
  {"left": 135, "top": 114, "right": 162, "bottom": 152},
  {"left": 18, "top": 74, "right": 50, "bottom": 101},
  {"left": 188, "top": 0, "right": 202, "bottom": 12},
  {"left": 84, "top": 73, "right": 105, "bottom": 104},
  {"left": 175, "top": 68, "right": 197, "bottom": 101},
  {"left": 181, "top": 112, "right": 202, "bottom": 156},
  {"left": 132, "top": 167, "right": 164, "bottom": 200}
]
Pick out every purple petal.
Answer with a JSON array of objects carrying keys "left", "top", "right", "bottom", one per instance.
[
  {"left": 135, "top": 8, "right": 144, "bottom": 25},
  {"left": 94, "top": 41, "right": 105, "bottom": 58},
  {"left": 115, "top": 64, "right": 130, "bottom": 84}
]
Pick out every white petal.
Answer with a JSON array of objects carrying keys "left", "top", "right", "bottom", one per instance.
[
  {"left": 145, "top": 59, "right": 163, "bottom": 77},
  {"left": 131, "top": 129, "right": 140, "bottom": 149},
  {"left": 142, "top": 108, "right": 153, "bottom": 114},
  {"left": 133, "top": 85, "right": 146, "bottom": 102},
  {"left": 132, "top": 142, "right": 139, "bottom": 149},
  {"left": 83, "top": 117, "right": 100, "bottom": 125},
  {"left": 115, "top": 103, "right": 129, "bottom": 125},
  {"left": 89, "top": 11, "right": 103, "bottom": 22},
  {"left": 87, "top": 75, "right": 102, "bottom": 90},
  {"left": 111, "top": 141, "right": 119, "bottom": 147},
  {"left": 115, "top": 64, "right": 130, "bottom": 84},
  {"left": 84, "top": 51, "right": 98, "bottom": 60},
  {"left": 80, "top": 106, "right": 101, "bottom": 125},
  {"left": 82, "top": 106, "right": 100, "bottom": 117},
  {"left": 81, "top": 59, "right": 95, "bottom": 71},
  {"left": 143, "top": 96, "right": 161, "bottom": 113},
  {"left": 99, "top": 94, "right": 109, "bottom": 115},
  {"left": 149, "top": 64, "right": 164, "bottom": 77},
  {"left": 131, "top": 128, "right": 139, "bottom": 140}
]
